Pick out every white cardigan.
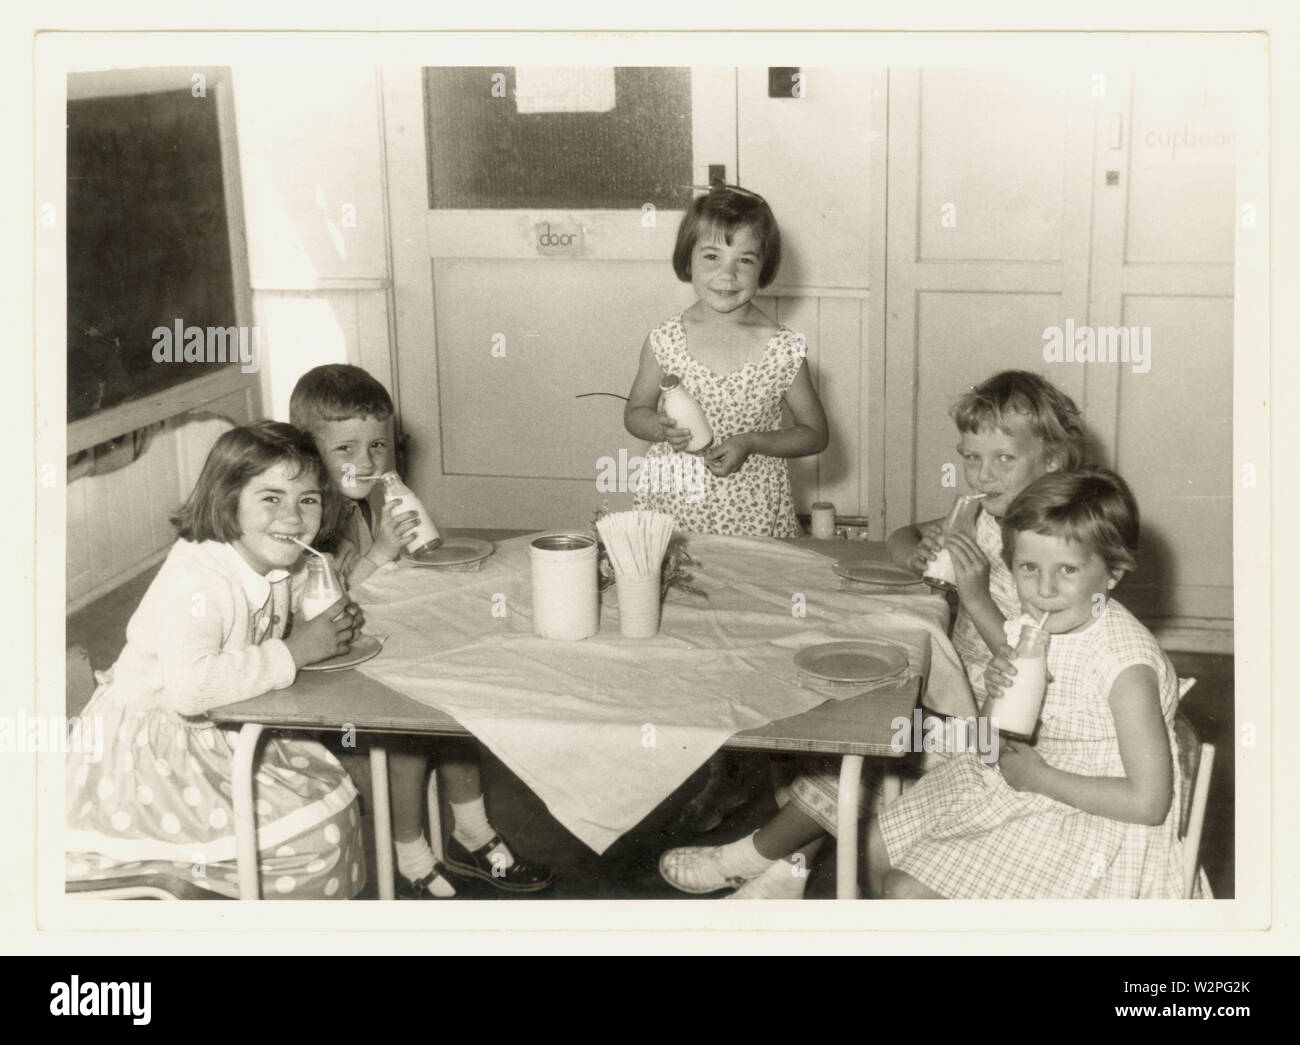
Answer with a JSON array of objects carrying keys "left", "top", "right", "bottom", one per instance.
[{"left": 102, "top": 540, "right": 314, "bottom": 717}]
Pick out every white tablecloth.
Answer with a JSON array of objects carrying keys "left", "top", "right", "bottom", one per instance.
[{"left": 352, "top": 534, "right": 973, "bottom": 853}]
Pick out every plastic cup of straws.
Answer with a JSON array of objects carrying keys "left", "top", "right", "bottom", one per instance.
[{"left": 615, "top": 572, "right": 663, "bottom": 639}]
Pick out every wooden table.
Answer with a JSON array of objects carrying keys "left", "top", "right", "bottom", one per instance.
[{"left": 210, "top": 534, "right": 932, "bottom": 901}]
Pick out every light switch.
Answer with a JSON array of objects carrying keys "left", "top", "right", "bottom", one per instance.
[{"left": 768, "top": 67, "right": 802, "bottom": 99}]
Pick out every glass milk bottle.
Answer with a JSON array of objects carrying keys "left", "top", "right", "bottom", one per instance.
[
  {"left": 301, "top": 555, "right": 345, "bottom": 621},
  {"left": 377, "top": 471, "right": 442, "bottom": 555},
  {"left": 658, "top": 375, "right": 714, "bottom": 453},
  {"left": 988, "top": 621, "right": 1051, "bottom": 740},
  {"left": 923, "top": 493, "right": 986, "bottom": 591}
]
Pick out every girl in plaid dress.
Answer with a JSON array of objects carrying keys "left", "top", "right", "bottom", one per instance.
[
  {"left": 659, "top": 371, "right": 1088, "bottom": 897},
  {"left": 869, "top": 469, "right": 1206, "bottom": 899}
]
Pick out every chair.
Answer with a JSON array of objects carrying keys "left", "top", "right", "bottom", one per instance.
[
  {"left": 65, "top": 645, "right": 97, "bottom": 716},
  {"left": 66, "top": 874, "right": 226, "bottom": 900},
  {"left": 1173, "top": 678, "right": 1215, "bottom": 899}
]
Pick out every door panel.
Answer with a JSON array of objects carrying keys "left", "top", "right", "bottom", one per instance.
[
  {"left": 1125, "top": 67, "right": 1236, "bottom": 265},
  {"left": 914, "top": 291, "right": 1084, "bottom": 523},
  {"left": 432, "top": 259, "right": 689, "bottom": 480},
  {"left": 918, "top": 69, "right": 1073, "bottom": 263}
]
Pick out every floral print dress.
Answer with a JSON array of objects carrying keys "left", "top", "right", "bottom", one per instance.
[{"left": 633, "top": 313, "right": 804, "bottom": 537}]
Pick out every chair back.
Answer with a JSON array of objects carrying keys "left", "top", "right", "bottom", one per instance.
[
  {"left": 1173, "top": 712, "right": 1201, "bottom": 838},
  {"left": 66, "top": 645, "right": 97, "bottom": 715},
  {"left": 1172, "top": 679, "right": 1214, "bottom": 899}
]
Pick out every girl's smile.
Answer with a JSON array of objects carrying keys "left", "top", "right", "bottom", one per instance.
[
  {"left": 1011, "top": 530, "right": 1121, "bottom": 633},
  {"left": 232, "top": 461, "right": 324, "bottom": 575},
  {"left": 691, "top": 225, "right": 763, "bottom": 316},
  {"left": 957, "top": 416, "right": 1058, "bottom": 516}
]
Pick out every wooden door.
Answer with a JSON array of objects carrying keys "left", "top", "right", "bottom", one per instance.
[{"left": 383, "top": 67, "right": 737, "bottom": 530}]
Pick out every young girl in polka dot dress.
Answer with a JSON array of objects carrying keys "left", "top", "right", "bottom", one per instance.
[
  {"left": 66, "top": 422, "right": 368, "bottom": 899},
  {"left": 624, "top": 185, "right": 829, "bottom": 830}
]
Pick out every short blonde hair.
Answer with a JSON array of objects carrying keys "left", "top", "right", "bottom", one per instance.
[{"left": 952, "top": 370, "right": 1087, "bottom": 471}]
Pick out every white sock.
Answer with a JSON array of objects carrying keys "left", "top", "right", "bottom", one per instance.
[
  {"left": 721, "top": 831, "right": 778, "bottom": 879},
  {"left": 450, "top": 798, "right": 514, "bottom": 868},
  {"left": 395, "top": 834, "right": 455, "bottom": 897}
]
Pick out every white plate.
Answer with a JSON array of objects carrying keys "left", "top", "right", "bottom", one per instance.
[
  {"left": 301, "top": 633, "right": 383, "bottom": 672},
  {"left": 793, "top": 641, "right": 910, "bottom": 685},
  {"left": 402, "top": 537, "right": 495, "bottom": 568},
  {"left": 831, "top": 560, "right": 927, "bottom": 587}
]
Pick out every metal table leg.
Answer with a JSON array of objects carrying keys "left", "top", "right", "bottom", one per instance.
[
  {"left": 368, "top": 742, "right": 395, "bottom": 900},
  {"left": 426, "top": 771, "right": 443, "bottom": 863},
  {"left": 233, "top": 723, "right": 265, "bottom": 900},
  {"left": 836, "top": 755, "right": 864, "bottom": 900}
]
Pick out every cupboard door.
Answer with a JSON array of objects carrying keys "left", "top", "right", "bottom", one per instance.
[
  {"left": 884, "top": 68, "right": 1094, "bottom": 528},
  {"left": 1093, "top": 68, "right": 1235, "bottom": 623}
]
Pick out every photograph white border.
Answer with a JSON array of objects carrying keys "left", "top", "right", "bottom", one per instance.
[{"left": 7, "top": 3, "right": 1295, "bottom": 955}]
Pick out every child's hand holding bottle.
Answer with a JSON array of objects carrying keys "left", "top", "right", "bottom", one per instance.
[
  {"left": 891, "top": 520, "right": 945, "bottom": 574},
  {"left": 945, "top": 532, "right": 992, "bottom": 604},
  {"left": 285, "top": 596, "right": 364, "bottom": 667},
  {"left": 985, "top": 645, "right": 1056, "bottom": 700},
  {"left": 369, "top": 499, "right": 421, "bottom": 564},
  {"left": 655, "top": 408, "right": 695, "bottom": 452}
]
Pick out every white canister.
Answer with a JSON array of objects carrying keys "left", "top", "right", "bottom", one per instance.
[
  {"left": 810, "top": 502, "right": 836, "bottom": 540},
  {"left": 530, "top": 533, "right": 599, "bottom": 640}
]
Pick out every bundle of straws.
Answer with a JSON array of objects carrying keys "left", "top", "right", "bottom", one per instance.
[{"left": 595, "top": 510, "right": 676, "bottom": 578}]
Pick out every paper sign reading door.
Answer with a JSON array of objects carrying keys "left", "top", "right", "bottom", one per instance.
[{"left": 534, "top": 220, "right": 584, "bottom": 256}]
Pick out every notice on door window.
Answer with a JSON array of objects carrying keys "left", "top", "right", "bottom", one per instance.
[{"left": 515, "top": 68, "right": 616, "bottom": 114}]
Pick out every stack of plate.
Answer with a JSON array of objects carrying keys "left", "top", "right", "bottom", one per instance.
[
  {"left": 831, "top": 560, "right": 930, "bottom": 593},
  {"left": 402, "top": 537, "right": 495, "bottom": 569},
  {"left": 793, "top": 640, "right": 911, "bottom": 693}
]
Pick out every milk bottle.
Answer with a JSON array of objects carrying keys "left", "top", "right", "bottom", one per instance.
[
  {"left": 377, "top": 471, "right": 442, "bottom": 555},
  {"left": 301, "top": 555, "right": 345, "bottom": 621},
  {"left": 923, "top": 493, "right": 986, "bottom": 591},
  {"left": 988, "top": 620, "right": 1051, "bottom": 740},
  {"left": 658, "top": 375, "right": 714, "bottom": 453}
]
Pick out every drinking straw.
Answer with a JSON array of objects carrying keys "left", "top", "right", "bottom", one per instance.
[
  {"left": 1037, "top": 609, "right": 1050, "bottom": 628},
  {"left": 290, "top": 535, "right": 328, "bottom": 560},
  {"left": 596, "top": 510, "right": 675, "bottom": 578}
]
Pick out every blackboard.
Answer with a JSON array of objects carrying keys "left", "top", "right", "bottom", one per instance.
[{"left": 67, "top": 87, "right": 238, "bottom": 424}]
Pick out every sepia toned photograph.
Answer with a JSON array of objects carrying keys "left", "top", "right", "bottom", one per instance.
[{"left": 23, "top": 22, "right": 1278, "bottom": 950}]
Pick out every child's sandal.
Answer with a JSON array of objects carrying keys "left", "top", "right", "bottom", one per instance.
[{"left": 395, "top": 863, "right": 456, "bottom": 900}]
